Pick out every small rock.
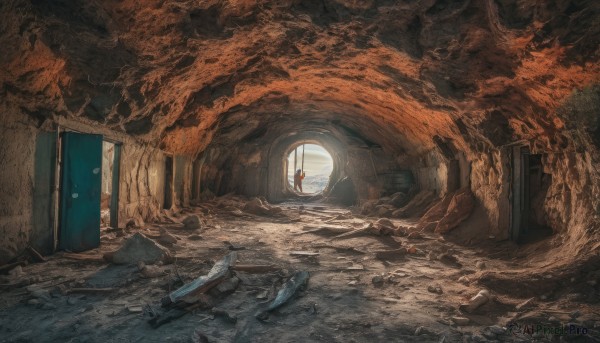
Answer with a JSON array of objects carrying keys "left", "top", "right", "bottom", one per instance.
[
  {"left": 414, "top": 326, "right": 435, "bottom": 336},
  {"left": 27, "top": 299, "right": 40, "bottom": 306},
  {"left": 128, "top": 306, "right": 143, "bottom": 313},
  {"left": 182, "top": 215, "right": 202, "bottom": 230},
  {"left": 427, "top": 285, "right": 443, "bottom": 294},
  {"left": 188, "top": 234, "right": 203, "bottom": 241},
  {"left": 475, "top": 261, "right": 486, "bottom": 269},
  {"left": 348, "top": 280, "right": 357, "bottom": 286},
  {"left": 256, "top": 290, "right": 268, "bottom": 300},
  {"left": 9, "top": 265, "right": 23, "bottom": 277},
  {"left": 451, "top": 316, "right": 470, "bottom": 326},
  {"left": 570, "top": 310, "right": 581, "bottom": 319},
  {"left": 371, "top": 275, "right": 384, "bottom": 286},
  {"left": 215, "top": 276, "right": 240, "bottom": 294},
  {"left": 158, "top": 228, "right": 178, "bottom": 245},
  {"left": 458, "top": 276, "right": 470, "bottom": 285},
  {"left": 459, "top": 289, "right": 490, "bottom": 313},
  {"left": 487, "top": 325, "right": 506, "bottom": 335},
  {"left": 439, "top": 253, "right": 461, "bottom": 267},
  {"left": 67, "top": 297, "right": 77, "bottom": 305},
  {"left": 588, "top": 280, "right": 597, "bottom": 286}
]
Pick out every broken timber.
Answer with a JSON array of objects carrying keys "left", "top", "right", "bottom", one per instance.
[
  {"left": 161, "top": 252, "right": 237, "bottom": 307},
  {"left": 256, "top": 271, "right": 309, "bottom": 320}
]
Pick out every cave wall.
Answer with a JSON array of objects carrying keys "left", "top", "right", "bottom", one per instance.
[
  {"left": 118, "top": 144, "right": 167, "bottom": 227},
  {"left": 0, "top": 125, "right": 38, "bottom": 264},
  {"left": 542, "top": 151, "right": 600, "bottom": 252}
]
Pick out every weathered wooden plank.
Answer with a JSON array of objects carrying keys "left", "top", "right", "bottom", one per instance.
[{"left": 162, "top": 252, "right": 237, "bottom": 306}]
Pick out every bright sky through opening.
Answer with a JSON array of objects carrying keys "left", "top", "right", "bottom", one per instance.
[{"left": 287, "top": 144, "right": 333, "bottom": 194}]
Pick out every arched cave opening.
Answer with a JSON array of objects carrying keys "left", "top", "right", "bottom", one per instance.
[{"left": 285, "top": 143, "right": 334, "bottom": 195}]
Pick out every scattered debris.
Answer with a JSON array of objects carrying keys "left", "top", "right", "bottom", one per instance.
[
  {"left": 256, "top": 271, "right": 310, "bottom": 320},
  {"left": 451, "top": 316, "right": 470, "bottom": 326},
  {"left": 243, "top": 197, "right": 282, "bottom": 216},
  {"left": 128, "top": 306, "right": 143, "bottom": 313},
  {"left": 460, "top": 289, "right": 491, "bottom": 313},
  {"left": 289, "top": 251, "right": 319, "bottom": 257},
  {"left": 162, "top": 252, "right": 237, "bottom": 306},
  {"left": 211, "top": 307, "right": 237, "bottom": 323},
  {"left": 138, "top": 262, "right": 165, "bottom": 278},
  {"left": 232, "top": 264, "right": 280, "bottom": 274},
  {"left": 427, "top": 284, "right": 443, "bottom": 294},
  {"left": 105, "top": 233, "right": 173, "bottom": 265},
  {"left": 439, "top": 253, "right": 461, "bottom": 267},
  {"left": 374, "top": 248, "right": 408, "bottom": 260},
  {"left": 515, "top": 297, "right": 535, "bottom": 311},
  {"left": 26, "top": 246, "right": 47, "bottom": 263}
]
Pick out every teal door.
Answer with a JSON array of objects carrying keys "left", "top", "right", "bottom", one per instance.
[{"left": 59, "top": 132, "right": 102, "bottom": 252}]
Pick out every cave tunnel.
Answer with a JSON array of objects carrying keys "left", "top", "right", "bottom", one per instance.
[{"left": 0, "top": 0, "right": 599, "bottom": 341}]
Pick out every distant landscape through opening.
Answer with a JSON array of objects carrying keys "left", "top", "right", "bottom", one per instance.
[{"left": 287, "top": 143, "right": 334, "bottom": 194}]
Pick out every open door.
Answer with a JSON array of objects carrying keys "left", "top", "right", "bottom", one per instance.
[
  {"left": 511, "top": 147, "right": 550, "bottom": 242},
  {"left": 59, "top": 132, "right": 102, "bottom": 252}
]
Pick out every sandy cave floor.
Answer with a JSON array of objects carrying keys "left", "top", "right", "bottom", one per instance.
[{"left": 0, "top": 200, "right": 599, "bottom": 343}]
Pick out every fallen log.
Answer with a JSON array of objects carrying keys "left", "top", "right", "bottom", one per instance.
[{"left": 162, "top": 252, "right": 237, "bottom": 307}]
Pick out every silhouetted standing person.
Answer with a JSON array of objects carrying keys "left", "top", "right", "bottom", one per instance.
[{"left": 294, "top": 169, "right": 305, "bottom": 192}]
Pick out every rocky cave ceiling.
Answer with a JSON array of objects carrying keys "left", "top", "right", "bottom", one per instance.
[{"left": 1, "top": 0, "right": 598, "bottom": 157}]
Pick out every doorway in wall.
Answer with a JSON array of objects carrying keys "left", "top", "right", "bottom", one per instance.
[
  {"left": 511, "top": 147, "right": 552, "bottom": 243},
  {"left": 58, "top": 132, "right": 122, "bottom": 252},
  {"left": 286, "top": 143, "right": 333, "bottom": 194},
  {"left": 163, "top": 156, "right": 174, "bottom": 209},
  {"left": 100, "top": 141, "right": 121, "bottom": 229}
]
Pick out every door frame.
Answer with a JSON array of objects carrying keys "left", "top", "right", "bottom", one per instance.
[{"left": 53, "top": 126, "right": 123, "bottom": 251}]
